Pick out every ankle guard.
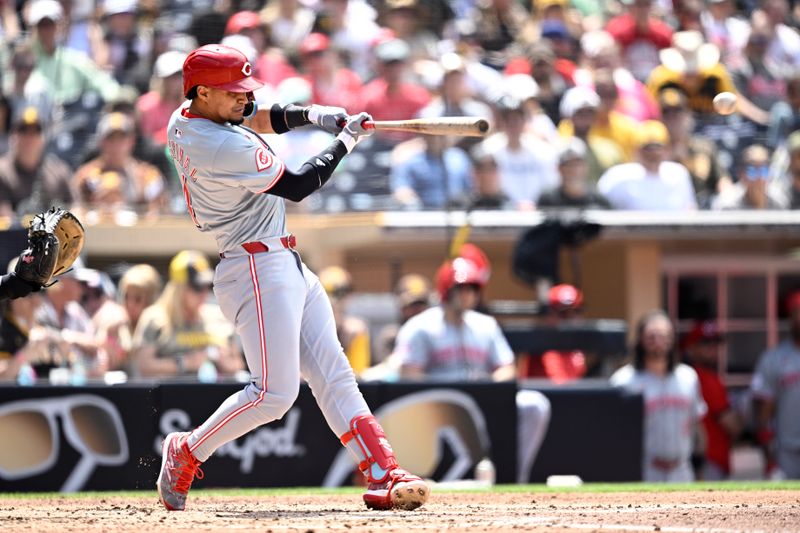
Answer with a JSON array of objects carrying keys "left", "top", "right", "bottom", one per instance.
[{"left": 340, "top": 414, "right": 399, "bottom": 483}]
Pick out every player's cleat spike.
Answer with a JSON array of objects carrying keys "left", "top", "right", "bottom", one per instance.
[
  {"left": 363, "top": 468, "right": 429, "bottom": 511},
  {"left": 157, "top": 432, "right": 204, "bottom": 511}
]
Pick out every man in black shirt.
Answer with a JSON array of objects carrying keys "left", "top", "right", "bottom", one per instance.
[{"left": 538, "top": 137, "right": 611, "bottom": 209}]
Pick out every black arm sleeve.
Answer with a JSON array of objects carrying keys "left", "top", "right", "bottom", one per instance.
[
  {"left": 0, "top": 273, "right": 37, "bottom": 301},
  {"left": 269, "top": 103, "right": 311, "bottom": 134},
  {"left": 266, "top": 140, "right": 349, "bottom": 202}
]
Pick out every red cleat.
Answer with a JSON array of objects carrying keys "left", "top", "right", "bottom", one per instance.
[
  {"left": 363, "top": 468, "right": 429, "bottom": 511},
  {"left": 156, "top": 432, "right": 204, "bottom": 511}
]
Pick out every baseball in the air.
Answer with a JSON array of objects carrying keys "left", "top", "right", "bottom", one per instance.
[{"left": 713, "top": 92, "right": 738, "bottom": 115}]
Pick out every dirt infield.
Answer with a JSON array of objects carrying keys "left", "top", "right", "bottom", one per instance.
[{"left": 2, "top": 489, "right": 799, "bottom": 532}]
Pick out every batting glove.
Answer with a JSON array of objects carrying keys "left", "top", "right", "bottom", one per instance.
[
  {"left": 336, "top": 112, "right": 374, "bottom": 153},
  {"left": 307, "top": 105, "right": 348, "bottom": 134}
]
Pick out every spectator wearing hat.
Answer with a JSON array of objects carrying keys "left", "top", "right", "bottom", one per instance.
[
  {"left": 539, "top": 137, "right": 611, "bottom": 209},
  {"left": 131, "top": 250, "right": 242, "bottom": 380},
  {"left": 0, "top": 106, "right": 74, "bottom": 219},
  {"left": 318, "top": 266, "right": 371, "bottom": 375},
  {"left": 77, "top": 268, "right": 130, "bottom": 372},
  {"left": 390, "top": 134, "right": 473, "bottom": 210},
  {"left": 225, "top": 10, "right": 297, "bottom": 88},
  {"left": 260, "top": 0, "right": 315, "bottom": 53},
  {"left": 26, "top": 0, "right": 120, "bottom": 106},
  {"left": 646, "top": 30, "right": 768, "bottom": 125},
  {"left": 418, "top": 53, "right": 494, "bottom": 150},
  {"left": 378, "top": 0, "right": 439, "bottom": 62},
  {"left": 539, "top": 19, "right": 578, "bottom": 83},
  {"left": 297, "top": 32, "right": 362, "bottom": 111},
  {"left": 361, "top": 38, "right": 430, "bottom": 142},
  {"left": 35, "top": 258, "right": 107, "bottom": 381},
  {"left": 750, "top": 290, "right": 800, "bottom": 480},
  {"left": 3, "top": 43, "right": 53, "bottom": 123},
  {"left": 557, "top": 86, "right": 626, "bottom": 181},
  {"left": 476, "top": 95, "right": 558, "bottom": 210},
  {"left": 95, "top": 0, "right": 151, "bottom": 91},
  {"left": 522, "top": 41, "right": 570, "bottom": 126},
  {"left": 604, "top": 0, "right": 674, "bottom": 82},
  {"left": 467, "top": 147, "right": 512, "bottom": 210},
  {"left": 598, "top": 120, "right": 698, "bottom": 210},
  {"left": 712, "top": 144, "right": 787, "bottom": 210},
  {"left": 364, "top": 273, "right": 434, "bottom": 380},
  {"left": 466, "top": 0, "right": 529, "bottom": 70},
  {"left": 658, "top": 88, "right": 731, "bottom": 208},
  {"left": 682, "top": 320, "right": 742, "bottom": 480},
  {"left": 574, "top": 30, "right": 660, "bottom": 123},
  {"left": 73, "top": 111, "right": 167, "bottom": 217},
  {"left": 136, "top": 51, "right": 187, "bottom": 147}
]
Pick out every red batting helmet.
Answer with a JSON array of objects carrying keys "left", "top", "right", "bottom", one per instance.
[
  {"left": 182, "top": 44, "right": 263, "bottom": 98},
  {"left": 436, "top": 257, "right": 485, "bottom": 300},
  {"left": 548, "top": 284, "right": 583, "bottom": 312}
]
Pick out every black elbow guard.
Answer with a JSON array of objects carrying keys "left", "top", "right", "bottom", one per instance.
[{"left": 269, "top": 104, "right": 311, "bottom": 134}]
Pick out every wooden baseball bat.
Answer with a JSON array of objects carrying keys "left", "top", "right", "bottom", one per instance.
[{"left": 362, "top": 117, "right": 490, "bottom": 137}]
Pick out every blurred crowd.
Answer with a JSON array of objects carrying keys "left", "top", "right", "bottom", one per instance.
[{"left": 0, "top": 0, "right": 799, "bottom": 221}]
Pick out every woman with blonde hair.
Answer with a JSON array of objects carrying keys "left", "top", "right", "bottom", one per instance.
[{"left": 131, "top": 251, "right": 243, "bottom": 380}]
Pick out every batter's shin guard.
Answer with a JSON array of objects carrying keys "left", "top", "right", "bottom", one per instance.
[{"left": 340, "top": 415, "right": 429, "bottom": 510}]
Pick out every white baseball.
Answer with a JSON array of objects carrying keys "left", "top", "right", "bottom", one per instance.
[{"left": 713, "top": 92, "right": 737, "bottom": 115}]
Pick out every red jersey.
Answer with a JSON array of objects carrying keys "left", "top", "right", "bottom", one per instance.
[
  {"left": 692, "top": 364, "right": 732, "bottom": 472},
  {"left": 360, "top": 79, "right": 430, "bottom": 141}
]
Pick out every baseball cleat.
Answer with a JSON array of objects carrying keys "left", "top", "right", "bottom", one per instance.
[
  {"left": 363, "top": 468, "right": 429, "bottom": 511},
  {"left": 157, "top": 432, "right": 203, "bottom": 511}
]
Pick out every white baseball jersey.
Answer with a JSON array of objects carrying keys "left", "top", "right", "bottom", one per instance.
[
  {"left": 167, "top": 103, "right": 287, "bottom": 254},
  {"left": 597, "top": 161, "right": 698, "bottom": 211},
  {"left": 394, "top": 306, "right": 514, "bottom": 380},
  {"left": 611, "top": 363, "right": 707, "bottom": 481},
  {"left": 164, "top": 102, "right": 375, "bottom": 473},
  {"left": 751, "top": 340, "right": 800, "bottom": 461}
]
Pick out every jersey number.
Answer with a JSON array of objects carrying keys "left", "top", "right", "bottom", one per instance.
[{"left": 180, "top": 174, "right": 201, "bottom": 228}]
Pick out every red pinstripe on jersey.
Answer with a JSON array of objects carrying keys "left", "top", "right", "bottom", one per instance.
[{"left": 189, "top": 255, "right": 268, "bottom": 452}]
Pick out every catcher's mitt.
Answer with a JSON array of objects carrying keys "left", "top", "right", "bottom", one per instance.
[{"left": 15, "top": 207, "right": 85, "bottom": 288}]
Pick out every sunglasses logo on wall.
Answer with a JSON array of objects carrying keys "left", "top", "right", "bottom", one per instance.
[{"left": 0, "top": 395, "right": 129, "bottom": 492}]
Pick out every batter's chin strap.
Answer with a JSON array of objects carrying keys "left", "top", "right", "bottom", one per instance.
[{"left": 340, "top": 414, "right": 398, "bottom": 483}]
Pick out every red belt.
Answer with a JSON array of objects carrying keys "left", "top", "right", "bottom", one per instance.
[
  {"left": 219, "top": 235, "right": 296, "bottom": 259},
  {"left": 650, "top": 457, "right": 681, "bottom": 471}
]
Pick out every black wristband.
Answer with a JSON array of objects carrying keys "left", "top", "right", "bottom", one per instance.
[
  {"left": 269, "top": 104, "right": 312, "bottom": 134},
  {"left": 0, "top": 272, "right": 39, "bottom": 301}
]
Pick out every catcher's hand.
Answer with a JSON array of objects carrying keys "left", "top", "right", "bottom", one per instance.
[{"left": 15, "top": 207, "right": 85, "bottom": 289}]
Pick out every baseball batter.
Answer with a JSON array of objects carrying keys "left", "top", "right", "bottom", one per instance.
[
  {"left": 610, "top": 310, "right": 707, "bottom": 482},
  {"left": 156, "top": 44, "right": 428, "bottom": 511}
]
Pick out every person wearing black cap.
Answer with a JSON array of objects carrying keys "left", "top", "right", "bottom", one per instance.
[
  {"left": 0, "top": 105, "right": 74, "bottom": 218},
  {"left": 538, "top": 137, "right": 611, "bottom": 209}
]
